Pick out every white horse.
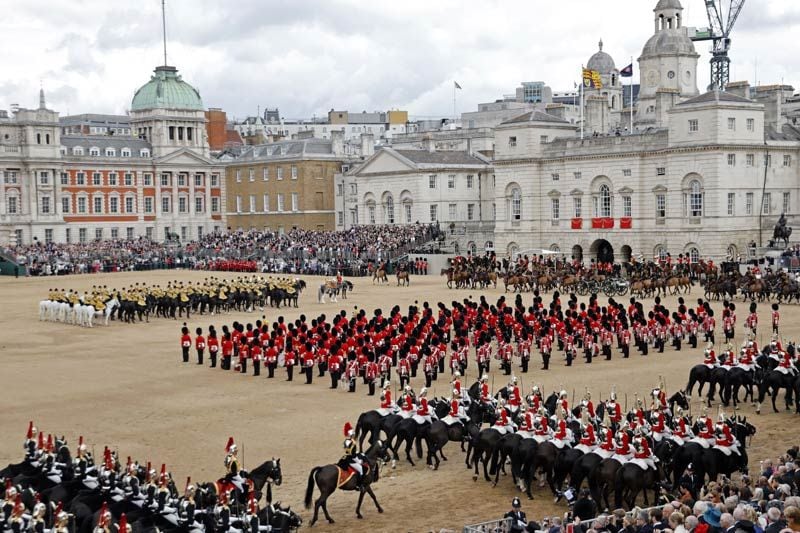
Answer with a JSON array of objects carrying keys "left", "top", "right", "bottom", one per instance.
[{"left": 96, "top": 298, "right": 119, "bottom": 326}]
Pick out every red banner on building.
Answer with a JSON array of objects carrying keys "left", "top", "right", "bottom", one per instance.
[
  {"left": 619, "top": 217, "right": 632, "bottom": 229},
  {"left": 571, "top": 218, "right": 583, "bottom": 229},
  {"left": 591, "top": 217, "right": 614, "bottom": 229}
]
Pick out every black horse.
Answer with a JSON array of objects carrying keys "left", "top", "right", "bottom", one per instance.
[
  {"left": 304, "top": 440, "right": 389, "bottom": 526},
  {"left": 701, "top": 418, "right": 756, "bottom": 482}
]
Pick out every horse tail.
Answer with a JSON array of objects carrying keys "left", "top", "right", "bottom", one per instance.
[
  {"left": 304, "top": 466, "right": 321, "bottom": 509},
  {"left": 355, "top": 414, "right": 363, "bottom": 440}
]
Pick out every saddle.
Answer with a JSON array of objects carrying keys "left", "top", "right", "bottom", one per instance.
[{"left": 335, "top": 463, "right": 370, "bottom": 489}]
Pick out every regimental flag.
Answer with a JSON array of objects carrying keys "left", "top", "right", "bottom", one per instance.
[
  {"left": 454, "top": 81, "right": 462, "bottom": 90},
  {"left": 582, "top": 68, "right": 603, "bottom": 89},
  {"left": 620, "top": 63, "right": 634, "bottom": 77}
]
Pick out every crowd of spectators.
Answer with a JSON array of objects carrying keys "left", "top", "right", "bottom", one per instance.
[
  {"left": 488, "top": 447, "right": 800, "bottom": 533},
  {"left": 6, "top": 223, "right": 441, "bottom": 277}
]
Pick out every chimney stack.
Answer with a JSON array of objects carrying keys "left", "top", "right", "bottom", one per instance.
[
  {"left": 331, "top": 130, "right": 344, "bottom": 156},
  {"left": 423, "top": 134, "right": 436, "bottom": 153},
  {"left": 360, "top": 133, "right": 374, "bottom": 158}
]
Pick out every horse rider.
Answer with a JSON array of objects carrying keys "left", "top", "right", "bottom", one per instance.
[
  {"left": 442, "top": 389, "right": 465, "bottom": 427},
  {"left": 670, "top": 407, "right": 694, "bottom": 446},
  {"left": 713, "top": 414, "right": 740, "bottom": 456},
  {"left": 575, "top": 421, "right": 598, "bottom": 453},
  {"left": 580, "top": 391, "right": 595, "bottom": 422},
  {"left": 516, "top": 404, "right": 534, "bottom": 439},
  {"left": 399, "top": 385, "right": 416, "bottom": 419},
  {"left": 703, "top": 344, "right": 718, "bottom": 369},
  {"left": 527, "top": 385, "right": 544, "bottom": 412},
  {"left": 24, "top": 421, "right": 39, "bottom": 463},
  {"left": 605, "top": 389, "right": 623, "bottom": 430},
  {"left": 341, "top": 422, "right": 364, "bottom": 490},
  {"left": 507, "top": 377, "right": 522, "bottom": 414},
  {"left": 377, "top": 382, "right": 396, "bottom": 416},
  {"left": 551, "top": 410, "right": 571, "bottom": 449},
  {"left": 631, "top": 433, "right": 656, "bottom": 471},
  {"left": 532, "top": 409, "right": 552, "bottom": 443},
  {"left": 413, "top": 388, "right": 433, "bottom": 426},
  {"left": 557, "top": 390, "right": 570, "bottom": 419},
  {"left": 649, "top": 404, "right": 670, "bottom": 442},
  {"left": 493, "top": 402, "right": 515, "bottom": 435},
  {"left": 690, "top": 410, "right": 715, "bottom": 448},
  {"left": 776, "top": 350, "right": 797, "bottom": 376},
  {"left": 738, "top": 346, "right": 755, "bottom": 372},
  {"left": 479, "top": 374, "right": 494, "bottom": 408},
  {"left": 224, "top": 437, "right": 246, "bottom": 492},
  {"left": 611, "top": 429, "right": 633, "bottom": 463}
]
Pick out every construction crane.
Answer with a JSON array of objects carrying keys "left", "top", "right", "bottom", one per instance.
[{"left": 690, "top": 0, "right": 746, "bottom": 90}]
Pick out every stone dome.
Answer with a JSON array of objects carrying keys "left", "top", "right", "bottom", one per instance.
[
  {"left": 655, "top": 0, "right": 683, "bottom": 10},
  {"left": 641, "top": 30, "right": 697, "bottom": 58},
  {"left": 587, "top": 40, "right": 616, "bottom": 73},
  {"left": 131, "top": 66, "right": 204, "bottom": 112}
]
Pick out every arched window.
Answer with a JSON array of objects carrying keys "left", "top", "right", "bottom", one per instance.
[
  {"left": 384, "top": 194, "right": 394, "bottom": 224},
  {"left": 727, "top": 244, "right": 738, "bottom": 260},
  {"left": 508, "top": 187, "right": 522, "bottom": 221},
  {"left": 655, "top": 245, "right": 668, "bottom": 262},
  {"left": 468, "top": 242, "right": 477, "bottom": 255},
  {"left": 403, "top": 201, "right": 412, "bottom": 224},
  {"left": 595, "top": 184, "right": 612, "bottom": 217},
  {"left": 688, "top": 248, "right": 700, "bottom": 264},
  {"left": 508, "top": 242, "right": 519, "bottom": 258},
  {"left": 688, "top": 180, "right": 703, "bottom": 217}
]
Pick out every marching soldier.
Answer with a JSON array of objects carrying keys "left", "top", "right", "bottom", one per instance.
[{"left": 180, "top": 325, "right": 191, "bottom": 363}]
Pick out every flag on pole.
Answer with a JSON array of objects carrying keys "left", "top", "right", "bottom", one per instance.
[
  {"left": 582, "top": 68, "right": 603, "bottom": 89},
  {"left": 620, "top": 64, "right": 634, "bottom": 77},
  {"left": 454, "top": 81, "right": 462, "bottom": 90}
]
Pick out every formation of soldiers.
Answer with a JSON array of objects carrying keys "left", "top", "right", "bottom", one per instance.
[
  {"left": 0, "top": 424, "right": 297, "bottom": 533},
  {"left": 40, "top": 276, "right": 305, "bottom": 326}
]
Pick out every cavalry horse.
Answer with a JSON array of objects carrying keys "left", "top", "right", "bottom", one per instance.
[
  {"left": 304, "top": 440, "right": 389, "bottom": 526},
  {"left": 396, "top": 270, "right": 410, "bottom": 287},
  {"left": 318, "top": 280, "right": 354, "bottom": 303},
  {"left": 372, "top": 268, "right": 388, "bottom": 284}
]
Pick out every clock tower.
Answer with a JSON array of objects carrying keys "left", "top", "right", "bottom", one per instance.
[{"left": 636, "top": 0, "right": 699, "bottom": 127}]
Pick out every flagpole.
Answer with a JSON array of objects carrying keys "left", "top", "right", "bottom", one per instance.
[
  {"left": 580, "top": 66, "right": 584, "bottom": 141},
  {"left": 454, "top": 83, "right": 457, "bottom": 123},
  {"left": 630, "top": 56, "right": 634, "bottom": 134}
]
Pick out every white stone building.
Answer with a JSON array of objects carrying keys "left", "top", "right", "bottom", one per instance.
[{"left": 492, "top": 0, "right": 800, "bottom": 263}]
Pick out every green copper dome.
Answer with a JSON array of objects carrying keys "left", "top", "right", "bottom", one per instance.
[{"left": 131, "top": 66, "right": 204, "bottom": 112}]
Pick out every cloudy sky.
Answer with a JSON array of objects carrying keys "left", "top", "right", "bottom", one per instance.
[{"left": 1, "top": 0, "right": 799, "bottom": 121}]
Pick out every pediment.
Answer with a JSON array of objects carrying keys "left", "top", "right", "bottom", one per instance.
[
  {"left": 155, "top": 148, "right": 214, "bottom": 166},
  {"left": 352, "top": 150, "right": 416, "bottom": 176}
]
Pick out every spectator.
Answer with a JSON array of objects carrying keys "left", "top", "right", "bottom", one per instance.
[
  {"left": 765, "top": 507, "right": 786, "bottom": 533},
  {"left": 669, "top": 512, "right": 689, "bottom": 533},
  {"left": 784, "top": 506, "right": 800, "bottom": 532}
]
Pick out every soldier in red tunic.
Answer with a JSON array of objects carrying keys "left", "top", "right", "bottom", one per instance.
[
  {"left": 180, "top": 325, "right": 191, "bottom": 363},
  {"left": 207, "top": 328, "right": 219, "bottom": 368}
]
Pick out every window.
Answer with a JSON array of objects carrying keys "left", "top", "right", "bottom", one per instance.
[
  {"left": 727, "top": 193, "right": 735, "bottom": 215},
  {"left": 127, "top": 227, "right": 134, "bottom": 239},
  {"left": 727, "top": 154, "right": 736, "bottom": 166},
  {"left": 448, "top": 203, "right": 457, "bottom": 220},
  {"left": 249, "top": 195, "right": 256, "bottom": 213},
  {"left": 337, "top": 211, "right": 343, "bottom": 225},
  {"left": 291, "top": 166, "right": 298, "bottom": 179},
  {"left": 623, "top": 169, "right": 632, "bottom": 177},
  {"left": 89, "top": 147, "right": 100, "bottom": 156},
  {"left": 429, "top": 174, "right": 437, "bottom": 189},
  {"left": 178, "top": 174, "right": 186, "bottom": 187},
  {"left": 109, "top": 196, "right": 118, "bottom": 213},
  {"left": 95, "top": 228, "right": 103, "bottom": 240},
  {"left": 60, "top": 172, "right": 69, "bottom": 185},
  {"left": 595, "top": 184, "right": 612, "bottom": 217},
  {"left": 4, "top": 171, "right": 18, "bottom": 184},
  {"left": 762, "top": 193, "right": 771, "bottom": 215},
  {"left": 368, "top": 205, "right": 376, "bottom": 224},
  {"left": 146, "top": 227, "right": 154, "bottom": 239},
  {"left": 40, "top": 196, "right": 51, "bottom": 214},
  {"left": 263, "top": 167, "right": 269, "bottom": 181},
  {"left": 61, "top": 197, "right": 70, "bottom": 214},
  {"left": 656, "top": 167, "right": 666, "bottom": 176},
  {"left": 72, "top": 147, "right": 84, "bottom": 156},
  {"left": 551, "top": 198, "right": 560, "bottom": 220},
  {"left": 7, "top": 196, "right": 18, "bottom": 214},
  {"left": 574, "top": 172, "right": 582, "bottom": 180},
  {"left": 783, "top": 192, "right": 791, "bottom": 214},
  {"left": 181, "top": 227, "right": 187, "bottom": 241},
  {"left": 337, "top": 183, "right": 344, "bottom": 196},
  {"left": 747, "top": 118, "right": 755, "bottom": 132},
  {"left": 385, "top": 196, "right": 394, "bottom": 223},
  {"left": 38, "top": 171, "right": 49, "bottom": 186},
  {"left": 197, "top": 226, "right": 203, "bottom": 239},
  {"left": 108, "top": 173, "right": 117, "bottom": 186},
  {"left": 511, "top": 188, "right": 522, "bottom": 221},
  {"left": 122, "top": 196, "right": 132, "bottom": 214},
  {"left": 77, "top": 196, "right": 87, "bottom": 214},
  {"left": 764, "top": 154, "right": 772, "bottom": 167},
  {"left": 235, "top": 169, "right": 242, "bottom": 183},
  {"left": 746, "top": 154, "right": 755, "bottom": 167},
  {"left": 263, "top": 194, "right": 270, "bottom": 212},
  {"left": 573, "top": 197, "right": 582, "bottom": 218},
  {"left": 746, "top": 192, "right": 753, "bottom": 215},
  {"left": 124, "top": 173, "right": 133, "bottom": 186},
  {"left": 140, "top": 149, "right": 150, "bottom": 158},
  {"left": 467, "top": 203, "right": 475, "bottom": 221},
  {"left": 508, "top": 136, "right": 517, "bottom": 148},
  {"left": 76, "top": 172, "right": 85, "bottom": 185},
  {"left": 291, "top": 193, "right": 299, "bottom": 212},
  {"left": 430, "top": 204, "right": 438, "bottom": 222},
  {"left": 276, "top": 167, "right": 284, "bottom": 180},
  {"left": 111, "top": 228, "right": 119, "bottom": 239},
  {"left": 277, "top": 193, "right": 284, "bottom": 212},
  {"left": 121, "top": 148, "right": 131, "bottom": 157},
  {"left": 656, "top": 194, "right": 666, "bottom": 218},
  {"left": 350, "top": 183, "right": 357, "bottom": 195},
  {"left": 162, "top": 196, "right": 170, "bottom": 213},
  {"left": 688, "top": 119, "right": 698, "bottom": 132},
  {"left": 194, "top": 174, "right": 203, "bottom": 187},
  {"left": 211, "top": 174, "right": 219, "bottom": 187},
  {"left": 44, "top": 229, "right": 53, "bottom": 243},
  {"left": 784, "top": 155, "right": 792, "bottom": 167},
  {"left": 161, "top": 174, "right": 170, "bottom": 187},
  {"left": 249, "top": 168, "right": 255, "bottom": 182},
  {"left": 79, "top": 228, "right": 87, "bottom": 243},
  {"left": 211, "top": 197, "right": 220, "bottom": 213},
  {"left": 105, "top": 148, "right": 115, "bottom": 157},
  {"left": 622, "top": 196, "right": 632, "bottom": 217},
  {"left": 404, "top": 203, "right": 412, "bottom": 223},
  {"left": 144, "top": 197, "right": 153, "bottom": 214},
  {"left": 448, "top": 174, "right": 456, "bottom": 189},
  {"left": 687, "top": 180, "right": 703, "bottom": 217},
  {"left": 728, "top": 117, "right": 736, "bottom": 131},
  {"left": 65, "top": 228, "right": 71, "bottom": 243},
  {"left": 689, "top": 248, "right": 700, "bottom": 264},
  {"left": 195, "top": 197, "right": 203, "bottom": 213},
  {"left": 540, "top": 135, "right": 548, "bottom": 144},
  {"left": 92, "top": 173, "right": 101, "bottom": 186},
  {"left": 235, "top": 195, "right": 242, "bottom": 213},
  {"left": 93, "top": 196, "right": 103, "bottom": 213},
  {"left": 179, "top": 197, "right": 188, "bottom": 213},
  {"left": 551, "top": 173, "right": 560, "bottom": 181},
  {"left": 143, "top": 173, "right": 152, "bottom": 186},
  {"left": 466, "top": 175, "right": 474, "bottom": 188}
]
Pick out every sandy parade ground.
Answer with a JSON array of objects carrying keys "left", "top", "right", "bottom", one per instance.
[{"left": 1, "top": 271, "right": 799, "bottom": 533}]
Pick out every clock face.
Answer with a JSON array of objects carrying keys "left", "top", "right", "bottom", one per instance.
[
  {"left": 668, "top": 71, "right": 675, "bottom": 79},
  {"left": 647, "top": 70, "right": 658, "bottom": 85}
]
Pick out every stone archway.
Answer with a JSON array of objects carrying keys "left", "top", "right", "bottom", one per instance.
[
  {"left": 620, "top": 245, "right": 632, "bottom": 263},
  {"left": 572, "top": 245, "right": 584, "bottom": 262},
  {"left": 590, "top": 239, "right": 614, "bottom": 263}
]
